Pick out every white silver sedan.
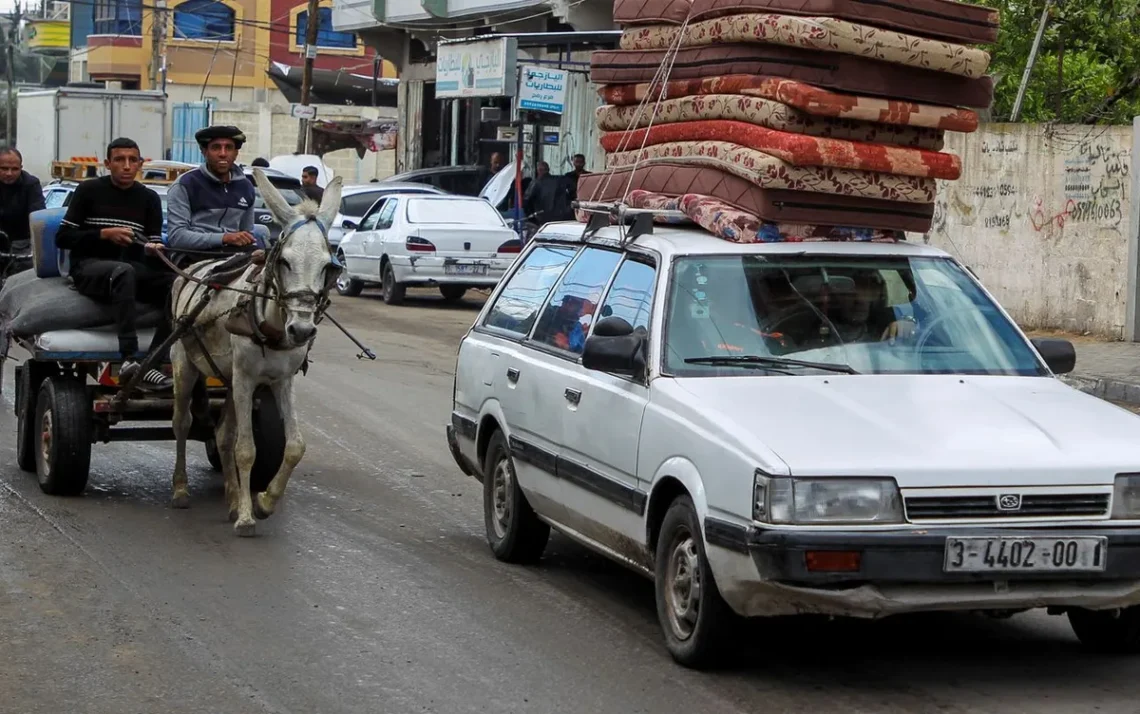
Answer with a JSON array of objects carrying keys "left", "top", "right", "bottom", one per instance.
[{"left": 335, "top": 194, "right": 522, "bottom": 305}]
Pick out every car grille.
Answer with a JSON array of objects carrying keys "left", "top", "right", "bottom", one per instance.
[{"left": 905, "top": 493, "right": 1110, "bottom": 520}]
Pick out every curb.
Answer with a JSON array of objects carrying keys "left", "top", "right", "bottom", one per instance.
[{"left": 1060, "top": 374, "right": 1140, "bottom": 405}]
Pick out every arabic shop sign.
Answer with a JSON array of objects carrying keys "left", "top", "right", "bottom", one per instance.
[
  {"left": 435, "top": 38, "right": 518, "bottom": 99},
  {"left": 518, "top": 66, "right": 568, "bottom": 114}
]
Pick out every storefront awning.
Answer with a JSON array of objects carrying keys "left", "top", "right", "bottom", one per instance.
[{"left": 267, "top": 62, "right": 399, "bottom": 108}]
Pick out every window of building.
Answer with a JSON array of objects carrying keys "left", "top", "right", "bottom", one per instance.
[
  {"left": 173, "top": 0, "right": 236, "bottom": 41},
  {"left": 93, "top": 0, "right": 142, "bottom": 35},
  {"left": 295, "top": 7, "right": 356, "bottom": 49}
]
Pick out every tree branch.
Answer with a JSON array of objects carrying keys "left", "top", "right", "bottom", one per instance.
[{"left": 1081, "top": 72, "right": 1140, "bottom": 123}]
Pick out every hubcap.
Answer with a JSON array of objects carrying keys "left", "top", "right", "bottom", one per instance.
[
  {"left": 383, "top": 267, "right": 393, "bottom": 295},
  {"left": 664, "top": 531, "right": 701, "bottom": 641},
  {"left": 40, "top": 408, "right": 53, "bottom": 477},
  {"left": 491, "top": 456, "right": 513, "bottom": 539},
  {"left": 336, "top": 273, "right": 352, "bottom": 292}
]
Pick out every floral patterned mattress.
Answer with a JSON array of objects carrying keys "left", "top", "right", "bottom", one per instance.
[
  {"left": 598, "top": 75, "right": 979, "bottom": 133},
  {"left": 576, "top": 163, "right": 934, "bottom": 231},
  {"left": 600, "top": 120, "right": 960, "bottom": 179},
  {"left": 605, "top": 142, "right": 937, "bottom": 203},
  {"left": 624, "top": 190, "right": 905, "bottom": 243},
  {"left": 589, "top": 45, "right": 995, "bottom": 108},
  {"left": 596, "top": 94, "right": 946, "bottom": 149},
  {"left": 612, "top": 0, "right": 999, "bottom": 45},
  {"left": 619, "top": 14, "right": 991, "bottom": 78}
]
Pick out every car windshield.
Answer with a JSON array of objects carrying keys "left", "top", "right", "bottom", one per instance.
[
  {"left": 406, "top": 198, "right": 502, "bottom": 225},
  {"left": 254, "top": 182, "right": 306, "bottom": 208},
  {"left": 663, "top": 254, "right": 1047, "bottom": 377}
]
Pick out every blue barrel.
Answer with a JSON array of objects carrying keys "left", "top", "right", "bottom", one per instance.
[{"left": 29, "top": 207, "right": 68, "bottom": 279}]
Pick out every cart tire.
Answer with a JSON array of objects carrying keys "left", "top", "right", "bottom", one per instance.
[
  {"left": 205, "top": 438, "right": 223, "bottom": 472},
  {"left": 16, "top": 365, "right": 37, "bottom": 473},
  {"left": 250, "top": 386, "right": 285, "bottom": 493},
  {"left": 35, "top": 377, "right": 92, "bottom": 496}
]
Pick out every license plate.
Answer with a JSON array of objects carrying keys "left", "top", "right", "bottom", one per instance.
[
  {"left": 444, "top": 264, "right": 488, "bottom": 276},
  {"left": 943, "top": 536, "right": 1107, "bottom": 573}
]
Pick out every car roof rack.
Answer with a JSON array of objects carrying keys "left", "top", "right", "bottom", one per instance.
[{"left": 574, "top": 200, "right": 690, "bottom": 245}]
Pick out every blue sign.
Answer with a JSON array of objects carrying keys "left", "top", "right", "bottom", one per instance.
[{"left": 518, "top": 66, "right": 568, "bottom": 115}]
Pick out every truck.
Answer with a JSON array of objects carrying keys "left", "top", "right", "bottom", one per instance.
[{"left": 16, "top": 87, "right": 167, "bottom": 182}]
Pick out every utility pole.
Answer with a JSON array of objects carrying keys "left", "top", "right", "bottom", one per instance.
[
  {"left": 295, "top": 0, "right": 319, "bottom": 154},
  {"left": 1010, "top": 0, "right": 1054, "bottom": 122},
  {"left": 149, "top": 0, "right": 166, "bottom": 91},
  {"left": 6, "top": 3, "right": 20, "bottom": 145}
]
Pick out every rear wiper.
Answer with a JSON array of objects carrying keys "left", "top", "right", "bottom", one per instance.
[{"left": 684, "top": 355, "right": 860, "bottom": 375}]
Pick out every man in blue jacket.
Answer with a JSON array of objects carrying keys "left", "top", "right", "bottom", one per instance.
[{"left": 166, "top": 125, "right": 263, "bottom": 266}]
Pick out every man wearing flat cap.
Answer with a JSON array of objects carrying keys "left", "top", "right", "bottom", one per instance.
[{"left": 166, "top": 125, "right": 263, "bottom": 264}]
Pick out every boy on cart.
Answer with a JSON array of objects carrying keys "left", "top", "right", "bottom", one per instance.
[{"left": 57, "top": 137, "right": 174, "bottom": 392}]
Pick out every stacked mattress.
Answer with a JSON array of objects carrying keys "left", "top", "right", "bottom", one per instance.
[{"left": 582, "top": 0, "right": 999, "bottom": 241}]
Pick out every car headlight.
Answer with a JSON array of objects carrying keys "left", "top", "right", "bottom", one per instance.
[
  {"left": 1112, "top": 474, "right": 1140, "bottom": 519},
  {"left": 753, "top": 471, "right": 903, "bottom": 525}
]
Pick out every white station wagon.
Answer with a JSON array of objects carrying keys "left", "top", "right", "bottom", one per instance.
[{"left": 445, "top": 214, "right": 1140, "bottom": 668}]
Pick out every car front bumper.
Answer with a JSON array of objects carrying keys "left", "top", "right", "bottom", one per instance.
[
  {"left": 704, "top": 521, "right": 1140, "bottom": 618},
  {"left": 390, "top": 255, "right": 512, "bottom": 286}
]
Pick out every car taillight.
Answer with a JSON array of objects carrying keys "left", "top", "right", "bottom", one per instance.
[
  {"left": 406, "top": 236, "right": 436, "bottom": 252},
  {"left": 496, "top": 240, "right": 522, "bottom": 254}
]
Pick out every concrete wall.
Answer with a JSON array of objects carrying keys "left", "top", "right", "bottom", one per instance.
[
  {"left": 926, "top": 123, "right": 1134, "bottom": 339},
  {"left": 210, "top": 101, "right": 398, "bottom": 184}
]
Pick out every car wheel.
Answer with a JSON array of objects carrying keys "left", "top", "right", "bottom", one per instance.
[
  {"left": 35, "top": 377, "right": 92, "bottom": 496},
  {"left": 1069, "top": 607, "right": 1140, "bottom": 653},
  {"left": 482, "top": 429, "right": 549, "bottom": 563},
  {"left": 655, "top": 495, "right": 735, "bottom": 668},
  {"left": 335, "top": 255, "right": 363, "bottom": 297},
  {"left": 381, "top": 262, "right": 405, "bottom": 306},
  {"left": 440, "top": 285, "right": 467, "bottom": 302}
]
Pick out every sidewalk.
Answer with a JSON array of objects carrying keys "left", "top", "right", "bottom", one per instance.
[{"left": 1048, "top": 335, "right": 1140, "bottom": 405}]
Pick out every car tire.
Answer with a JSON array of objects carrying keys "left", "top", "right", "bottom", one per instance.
[
  {"left": 381, "top": 262, "right": 405, "bottom": 306},
  {"left": 440, "top": 285, "right": 467, "bottom": 302},
  {"left": 482, "top": 429, "right": 549, "bottom": 563},
  {"left": 1069, "top": 607, "right": 1140, "bottom": 653},
  {"left": 655, "top": 495, "right": 735, "bottom": 668},
  {"left": 335, "top": 255, "right": 364, "bottom": 297},
  {"left": 35, "top": 377, "right": 92, "bottom": 497}
]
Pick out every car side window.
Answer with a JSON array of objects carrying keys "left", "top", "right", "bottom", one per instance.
[
  {"left": 376, "top": 199, "right": 398, "bottom": 230},
  {"left": 341, "top": 192, "right": 383, "bottom": 217},
  {"left": 595, "top": 257, "right": 656, "bottom": 334},
  {"left": 484, "top": 245, "right": 580, "bottom": 336},
  {"left": 532, "top": 247, "right": 623, "bottom": 355},
  {"left": 359, "top": 199, "right": 386, "bottom": 231}
]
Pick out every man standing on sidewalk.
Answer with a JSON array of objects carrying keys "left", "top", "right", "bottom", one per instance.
[
  {"left": 166, "top": 125, "right": 261, "bottom": 266},
  {"left": 57, "top": 137, "right": 174, "bottom": 391}
]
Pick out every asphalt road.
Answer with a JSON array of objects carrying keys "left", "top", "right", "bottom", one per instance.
[{"left": 2, "top": 287, "right": 1139, "bottom": 714}]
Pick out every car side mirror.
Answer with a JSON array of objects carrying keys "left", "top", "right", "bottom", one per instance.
[
  {"left": 341, "top": 219, "right": 357, "bottom": 230},
  {"left": 582, "top": 316, "right": 646, "bottom": 377},
  {"left": 1032, "top": 338, "right": 1076, "bottom": 375}
]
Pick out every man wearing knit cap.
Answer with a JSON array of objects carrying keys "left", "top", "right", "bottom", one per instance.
[{"left": 166, "top": 125, "right": 263, "bottom": 265}]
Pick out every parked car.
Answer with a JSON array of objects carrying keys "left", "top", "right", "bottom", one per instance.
[
  {"left": 381, "top": 165, "right": 485, "bottom": 196},
  {"left": 329, "top": 182, "right": 447, "bottom": 248},
  {"left": 445, "top": 218, "right": 1140, "bottom": 668},
  {"left": 41, "top": 166, "right": 307, "bottom": 241},
  {"left": 335, "top": 194, "right": 522, "bottom": 304}
]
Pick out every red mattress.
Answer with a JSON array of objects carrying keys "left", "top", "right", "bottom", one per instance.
[
  {"left": 600, "top": 120, "right": 961, "bottom": 179},
  {"left": 611, "top": 0, "right": 999, "bottom": 45},
  {"left": 578, "top": 163, "right": 934, "bottom": 232},
  {"left": 590, "top": 44, "right": 994, "bottom": 108},
  {"left": 598, "top": 74, "right": 979, "bottom": 133}
]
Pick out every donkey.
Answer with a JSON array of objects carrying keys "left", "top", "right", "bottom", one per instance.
[{"left": 168, "top": 169, "right": 343, "bottom": 536}]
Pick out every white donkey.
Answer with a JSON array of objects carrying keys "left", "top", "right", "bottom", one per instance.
[{"left": 169, "top": 169, "right": 343, "bottom": 536}]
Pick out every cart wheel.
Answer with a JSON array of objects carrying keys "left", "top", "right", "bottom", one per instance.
[
  {"left": 250, "top": 386, "right": 285, "bottom": 494},
  {"left": 35, "top": 377, "right": 92, "bottom": 496},
  {"left": 15, "top": 365, "right": 37, "bottom": 473},
  {"left": 205, "top": 437, "right": 223, "bottom": 472}
]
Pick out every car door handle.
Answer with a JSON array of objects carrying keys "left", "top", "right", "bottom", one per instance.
[
  {"left": 564, "top": 388, "right": 581, "bottom": 405},
  {"left": 506, "top": 367, "right": 520, "bottom": 383}
]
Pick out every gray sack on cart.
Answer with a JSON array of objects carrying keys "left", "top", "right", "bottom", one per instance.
[{"left": 0, "top": 269, "right": 163, "bottom": 340}]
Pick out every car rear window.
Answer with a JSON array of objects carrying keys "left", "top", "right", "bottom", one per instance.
[
  {"left": 341, "top": 191, "right": 386, "bottom": 217},
  {"left": 406, "top": 199, "right": 501, "bottom": 225}
]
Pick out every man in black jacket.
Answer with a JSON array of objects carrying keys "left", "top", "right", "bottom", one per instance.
[
  {"left": 0, "top": 146, "right": 45, "bottom": 275},
  {"left": 57, "top": 137, "right": 173, "bottom": 391}
]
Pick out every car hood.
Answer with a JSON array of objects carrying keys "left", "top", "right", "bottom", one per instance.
[{"left": 667, "top": 375, "right": 1140, "bottom": 487}]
